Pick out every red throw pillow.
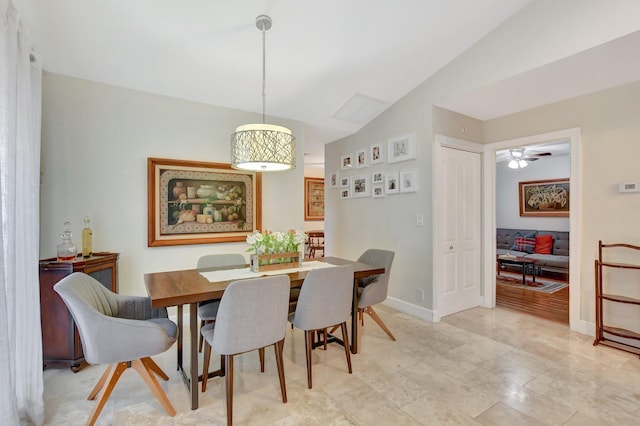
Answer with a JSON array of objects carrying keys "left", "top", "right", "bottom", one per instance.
[
  {"left": 534, "top": 235, "right": 553, "bottom": 254},
  {"left": 512, "top": 237, "right": 536, "bottom": 254}
]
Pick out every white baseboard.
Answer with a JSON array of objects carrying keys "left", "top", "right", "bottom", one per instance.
[
  {"left": 573, "top": 319, "right": 595, "bottom": 337},
  {"left": 383, "top": 296, "right": 435, "bottom": 323}
]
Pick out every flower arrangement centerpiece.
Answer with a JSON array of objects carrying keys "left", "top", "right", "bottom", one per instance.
[{"left": 246, "top": 229, "right": 306, "bottom": 272}]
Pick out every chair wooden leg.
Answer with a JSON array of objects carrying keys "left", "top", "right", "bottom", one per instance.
[
  {"left": 202, "top": 340, "right": 211, "bottom": 392},
  {"left": 304, "top": 330, "right": 314, "bottom": 389},
  {"left": 224, "top": 355, "right": 234, "bottom": 426},
  {"left": 340, "top": 322, "right": 353, "bottom": 374},
  {"left": 199, "top": 319, "right": 205, "bottom": 352},
  {"left": 364, "top": 306, "right": 396, "bottom": 341},
  {"left": 133, "top": 358, "right": 176, "bottom": 417},
  {"left": 87, "top": 363, "right": 115, "bottom": 400},
  {"left": 274, "top": 339, "right": 287, "bottom": 402},
  {"left": 145, "top": 357, "right": 169, "bottom": 380},
  {"left": 259, "top": 347, "right": 265, "bottom": 372},
  {"left": 86, "top": 361, "right": 127, "bottom": 426}
]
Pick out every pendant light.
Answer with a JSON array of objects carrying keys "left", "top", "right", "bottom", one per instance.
[{"left": 230, "top": 15, "right": 296, "bottom": 171}]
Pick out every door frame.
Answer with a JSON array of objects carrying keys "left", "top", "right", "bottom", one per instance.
[
  {"left": 482, "top": 127, "right": 584, "bottom": 333},
  {"left": 432, "top": 134, "right": 484, "bottom": 322}
]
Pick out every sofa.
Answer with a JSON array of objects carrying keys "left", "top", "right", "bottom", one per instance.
[{"left": 496, "top": 228, "right": 569, "bottom": 276}]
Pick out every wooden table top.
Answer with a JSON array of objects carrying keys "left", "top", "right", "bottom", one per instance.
[{"left": 144, "top": 256, "right": 384, "bottom": 308}]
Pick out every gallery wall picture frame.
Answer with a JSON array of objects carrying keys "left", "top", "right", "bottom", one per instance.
[
  {"left": 385, "top": 171, "right": 399, "bottom": 194},
  {"left": 304, "top": 177, "right": 325, "bottom": 221},
  {"left": 351, "top": 175, "right": 370, "bottom": 198},
  {"left": 518, "top": 178, "right": 570, "bottom": 217},
  {"left": 355, "top": 148, "right": 368, "bottom": 168},
  {"left": 372, "top": 184, "right": 384, "bottom": 198},
  {"left": 340, "top": 188, "right": 351, "bottom": 199},
  {"left": 341, "top": 153, "right": 354, "bottom": 170},
  {"left": 372, "top": 171, "right": 384, "bottom": 184},
  {"left": 400, "top": 169, "right": 418, "bottom": 193},
  {"left": 147, "top": 157, "right": 261, "bottom": 247},
  {"left": 329, "top": 171, "right": 339, "bottom": 188},
  {"left": 387, "top": 132, "right": 417, "bottom": 163},
  {"left": 370, "top": 142, "right": 384, "bottom": 165},
  {"left": 340, "top": 176, "right": 350, "bottom": 188}
]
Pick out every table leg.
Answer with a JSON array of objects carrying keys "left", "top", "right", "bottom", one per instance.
[
  {"left": 521, "top": 264, "right": 526, "bottom": 285},
  {"left": 177, "top": 305, "right": 183, "bottom": 371},
  {"left": 189, "top": 302, "right": 199, "bottom": 410},
  {"left": 532, "top": 263, "right": 536, "bottom": 283},
  {"left": 350, "top": 278, "right": 359, "bottom": 354}
]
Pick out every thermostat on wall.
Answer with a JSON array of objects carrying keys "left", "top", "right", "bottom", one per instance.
[{"left": 618, "top": 182, "right": 640, "bottom": 193}]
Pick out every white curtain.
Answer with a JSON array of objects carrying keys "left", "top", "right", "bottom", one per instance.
[{"left": 0, "top": 0, "right": 45, "bottom": 424}]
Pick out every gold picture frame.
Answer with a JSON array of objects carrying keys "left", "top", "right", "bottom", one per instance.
[
  {"left": 304, "top": 177, "right": 324, "bottom": 221},
  {"left": 147, "top": 158, "right": 262, "bottom": 246},
  {"left": 518, "top": 178, "right": 569, "bottom": 217}
]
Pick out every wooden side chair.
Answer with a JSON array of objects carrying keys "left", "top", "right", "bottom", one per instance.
[
  {"left": 54, "top": 272, "right": 177, "bottom": 426},
  {"left": 200, "top": 275, "right": 290, "bottom": 426},
  {"left": 307, "top": 231, "right": 324, "bottom": 258}
]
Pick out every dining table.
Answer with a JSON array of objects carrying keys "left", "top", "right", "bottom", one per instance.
[{"left": 144, "top": 256, "right": 384, "bottom": 410}]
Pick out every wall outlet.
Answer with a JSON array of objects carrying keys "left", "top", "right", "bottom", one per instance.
[
  {"left": 416, "top": 213, "right": 424, "bottom": 227},
  {"left": 417, "top": 289, "right": 425, "bottom": 302}
]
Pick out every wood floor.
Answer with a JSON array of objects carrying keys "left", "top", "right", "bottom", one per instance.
[{"left": 496, "top": 275, "right": 569, "bottom": 324}]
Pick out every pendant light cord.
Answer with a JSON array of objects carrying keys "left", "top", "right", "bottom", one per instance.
[{"left": 261, "top": 23, "right": 266, "bottom": 124}]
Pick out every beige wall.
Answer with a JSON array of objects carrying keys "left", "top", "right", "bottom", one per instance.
[
  {"left": 40, "top": 73, "right": 305, "bottom": 297},
  {"left": 326, "top": 0, "right": 640, "bottom": 322},
  {"left": 485, "top": 80, "right": 640, "bottom": 324}
]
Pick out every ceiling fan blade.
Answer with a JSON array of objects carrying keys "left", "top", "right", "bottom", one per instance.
[
  {"left": 530, "top": 152, "right": 552, "bottom": 157},
  {"left": 524, "top": 157, "right": 539, "bottom": 161}
]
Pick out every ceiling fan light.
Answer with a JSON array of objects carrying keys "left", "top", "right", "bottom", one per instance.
[
  {"left": 518, "top": 160, "right": 528, "bottom": 168},
  {"left": 508, "top": 160, "right": 518, "bottom": 169},
  {"left": 509, "top": 148, "right": 525, "bottom": 159}
]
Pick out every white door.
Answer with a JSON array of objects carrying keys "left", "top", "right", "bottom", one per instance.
[{"left": 439, "top": 146, "right": 482, "bottom": 316}]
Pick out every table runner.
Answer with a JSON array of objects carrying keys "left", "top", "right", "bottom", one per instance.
[{"left": 199, "top": 260, "right": 336, "bottom": 282}]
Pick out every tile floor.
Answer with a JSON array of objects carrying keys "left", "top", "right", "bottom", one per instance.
[{"left": 43, "top": 306, "right": 640, "bottom": 425}]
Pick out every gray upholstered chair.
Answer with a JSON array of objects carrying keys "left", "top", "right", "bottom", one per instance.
[
  {"left": 290, "top": 265, "right": 354, "bottom": 388},
  {"left": 357, "top": 249, "right": 396, "bottom": 341},
  {"left": 200, "top": 275, "right": 290, "bottom": 425},
  {"left": 53, "top": 272, "right": 177, "bottom": 426},
  {"left": 196, "top": 253, "right": 246, "bottom": 351}
]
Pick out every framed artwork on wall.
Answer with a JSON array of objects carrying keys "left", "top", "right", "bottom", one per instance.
[
  {"left": 370, "top": 142, "right": 384, "bottom": 164},
  {"left": 372, "top": 185, "right": 384, "bottom": 198},
  {"left": 340, "top": 176, "right": 349, "bottom": 187},
  {"left": 385, "top": 172, "right": 399, "bottom": 194},
  {"left": 387, "top": 132, "right": 417, "bottom": 163},
  {"left": 400, "top": 169, "right": 418, "bottom": 193},
  {"left": 329, "top": 171, "right": 339, "bottom": 188},
  {"left": 356, "top": 148, "right": 368, "bottom": 168},
  {"left": 341, "top": 153, "right": 354, "bottom": 170},
  {"left": 304, "top": 177, "right": 324, "bottom": 221},
  {"left": 519, "top": 178, "right": 569, "bottom": 217},
  {"left": 340, "top": 188, "right": 350, "bottom": 199},
  {"left": 147, "top": 157, "right": 261, "bottom": 247},
  {"left": 351, "top": 175, "right": 370, "bottom": 198},
  {"left": 372, "top": 171, "right": 384, "bottom": 184}
]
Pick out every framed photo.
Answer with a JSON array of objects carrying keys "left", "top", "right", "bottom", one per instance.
[
  {"left": 400, "top": 169, "right": 418, "bottom": 193},
  {"left": 370, "top": 142, "right": 384, "bottom": 165},
  {"left": 329, "top": 171, "right": 339, "bottom": 188},
  {"left": 519, "top": 178, "right": 569, "bottom": 217},
  {"left": 351, "top": 175, "right": 370, "bottom": 198},
  {"left": 387, "top": 132, "right": 417, "bottom": 163},
  {"left": 340, "top": 188, "right": 350, "bottom": 200},
  {"left": 385, "top": 172, "right": 399, "bottom": 194},
  {"left": 372, "top": 184, "right": 384, "bottom": 198},
  {"left": 147, "top": 158, "right": 261, "bottom": 247},
  {"left": 340, "top": 176, "right": 350, "bottom": 188},
  {"left": 372, "top": 171, "right": 384, "bottom": 184},
  {"left": 341, "top": 153, "right": 354, "bottom": 170},
  {"left": 304, "top": 177, "right": 324, "bottom": 221},
  {"left": 355, "top": 148, "right": 368, "bottom": 168}
]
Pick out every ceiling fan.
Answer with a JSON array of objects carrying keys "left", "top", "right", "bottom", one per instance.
[{"left": 507, "top": 148, "right": 552, "bottom": 169}]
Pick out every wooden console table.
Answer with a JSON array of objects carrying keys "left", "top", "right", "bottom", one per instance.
[{"left": 39, "top": 252, "right": 119, "bottom": 371}]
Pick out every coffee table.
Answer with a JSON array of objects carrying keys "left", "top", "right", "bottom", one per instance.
[{"left": 497, "top": 256, "right": 538, "bottom": 285}]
